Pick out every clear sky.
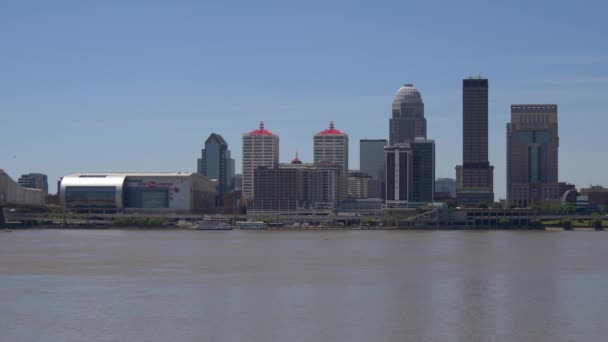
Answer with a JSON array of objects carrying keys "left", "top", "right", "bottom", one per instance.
[{"left": 1, "top": 0, "right": 607, "bottom": 198}]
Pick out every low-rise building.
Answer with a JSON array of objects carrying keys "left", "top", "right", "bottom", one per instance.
[
  {"left": 60, "top": 172, "right": 216, "bottom": 214},
  {"left": 249, "top": 167, "right": 301, "bottom": 213},
  {"left": 248, "top": 158, "right": 347, "bottom": 214},
  {"left": 348, "top": 172, "right": 380, "bottom": 199},
  {"left": 579, "top": 185, "right": 608, "bottom": 211},
  {"left": 18, "top": 173, "right": 48, "bottom": 194}
]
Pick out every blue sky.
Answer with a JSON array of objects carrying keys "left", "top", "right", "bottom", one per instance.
[{"left": 1, "top": 0, "right": 607, "bottom": 198}]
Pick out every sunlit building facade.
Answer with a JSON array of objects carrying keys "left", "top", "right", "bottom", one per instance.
[
  {"left": 242, "top": 122, "right": 279, "bottom": 198},
  {"left": 313, "top": 122, "right": 349, "bottom": 172},
  {"left": 507, "top": 105, "right": 559, "bottom": 207}
]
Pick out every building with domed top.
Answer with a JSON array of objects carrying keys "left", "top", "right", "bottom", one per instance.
[
  {"left": 389, "top": 84, "right": 427, "bottom": 144},
  {"left": 385, "top": 84, "right": 435, "bottom": 206}
]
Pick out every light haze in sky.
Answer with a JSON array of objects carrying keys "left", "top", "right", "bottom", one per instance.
[{"left": 1, "top": 0, "right": 607, "bottom": 198}]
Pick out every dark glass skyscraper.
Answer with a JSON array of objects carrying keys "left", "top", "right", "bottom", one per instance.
[
  {"left": 385, "top": 144, "right": 412, "bottom": 205},
  {"left": 384, "top": 139, "right": 435, "bottom": 206},
  {"left": 456, "top": 78, "right": 494, "bottom": 206},
  {"left": 410, "top": 139, "right": 435, "bottom": 203},
  {"left": 197, "top": 133, "right": 234, "bottom": 196}
]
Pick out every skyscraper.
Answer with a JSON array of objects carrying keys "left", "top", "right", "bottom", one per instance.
[
  {"left": 507, "top": 105, "right": 559, "bottom": 207},
  {"left": 385, "top": 83, "right": 434, "bottom": 206},
  {"left": 410, "top": 139, "right": 435, "bottom": 203},
  {"left": 242, "top": 122, "right": 279, "bottom": 198},
  {"left": 456, "top": 78, "right": 494, "bottom": 205},
  {"left": 197, "top": 133, "right": 234, "bottom": 195},
  {"left": 385, "top": 144, "right": 413, "bottom": 207},
  {"left": 389, "top": 84, "right": 426, "bottom": 145},
  {"left": 313, "top": 122, "right": 349, "bottom": 172},
  {"left": 385, "top": 140, "right": 434, "bottom": 206}
]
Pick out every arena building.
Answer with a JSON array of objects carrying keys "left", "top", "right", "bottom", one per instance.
[{"left": 59, "top": 173, "right": 216, "bottom": 214}]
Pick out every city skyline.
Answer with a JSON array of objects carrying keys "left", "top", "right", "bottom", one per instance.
[{"left": 2, "top": 1, "right": 607, "bottom": 198}]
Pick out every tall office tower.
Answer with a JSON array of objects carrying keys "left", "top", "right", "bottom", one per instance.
[
  {"left": 507, "top": 105, "right": 559, "bottom": 207},
  {"left": 18, "top": 173, "right": 48, "bottom": 194},
  {"left": 242, "top": 122, "right": 279, "bottom": 198},
  {"left": 197, "top": 133, "right": 234, "bottom": 195},
  {"left": 313, "top": 122, "right": 349, "bottom": 172},
  {"left": 456, "top": 78, "right": 494, "bottom": 206},
  {"left": 410, "top": 139, "right": 435, "bottom": 203},
  {"left": 389, "top": 84, "right": 427, "bottom": 145},
  {"left": 360, "top": 139, "right": 387, "bottom": 197},
  {"left": 384, "top": 139, "right": 435, "bottom": 206},
  {"left": 385, "top": 144, "right": 413, "bottom": 207}
]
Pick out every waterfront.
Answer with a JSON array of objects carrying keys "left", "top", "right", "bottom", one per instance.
[{"left": 1, "top": 230, "right": 608, "bottom": 341}]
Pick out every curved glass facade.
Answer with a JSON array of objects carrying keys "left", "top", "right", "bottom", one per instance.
[{"left": 65, "top": 186, "right": 116, "bottom": 209}]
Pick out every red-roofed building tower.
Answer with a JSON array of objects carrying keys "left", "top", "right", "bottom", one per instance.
[
  {"left": 313, "top": 121, "right": 349, "bottom": 172},
  {"left": 242, "top": 122, "right": 279, "bottom": 198}
]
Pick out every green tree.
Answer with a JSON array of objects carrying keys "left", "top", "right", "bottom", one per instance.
[
  {"left": 359, "top": 217, "right": 372, "bottom": 226},
  {"left": 382, "top": 215, "right": 400, "bottom": 227},
  {"left": 255, "top": 216, "right": 273, "bottom": 224}
]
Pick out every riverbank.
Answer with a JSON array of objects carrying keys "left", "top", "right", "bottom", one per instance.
[{"left": 3, "top": 225, "right": 604, "bottom": 231}]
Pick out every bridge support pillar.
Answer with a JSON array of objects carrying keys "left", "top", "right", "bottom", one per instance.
[{"left": 0, "top": 207, "right": 5, "bottom": 227}]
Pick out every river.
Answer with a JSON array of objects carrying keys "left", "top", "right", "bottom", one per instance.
[{"left": 1, "top": 229, "right": 607, "bottom": 341}]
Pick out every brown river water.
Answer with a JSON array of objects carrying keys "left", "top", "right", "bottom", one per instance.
[{"left": 1, "top": 229, "right": 607, "bottom": 341}]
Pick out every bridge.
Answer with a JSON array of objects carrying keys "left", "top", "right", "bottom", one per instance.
[{"left": 0, "top": 169, "right": 46, "bottom": 226}]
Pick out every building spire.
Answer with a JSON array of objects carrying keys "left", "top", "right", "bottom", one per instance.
[
  {"left": 259, "top": 121, "right": 264, "bottom": 130},
  {"left": 292, "top": 150, "right": 302, "bottom": 164},
  {"left": 329, "top": 121, "right": 334, "bottom": 130}
]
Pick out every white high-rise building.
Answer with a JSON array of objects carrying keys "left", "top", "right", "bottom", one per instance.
[
  {"left": 313, "top": 122, "right": 349, "bottom": 172},
  {"left": 242, "top": 122, "right": 279, "bottom": 198}
]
